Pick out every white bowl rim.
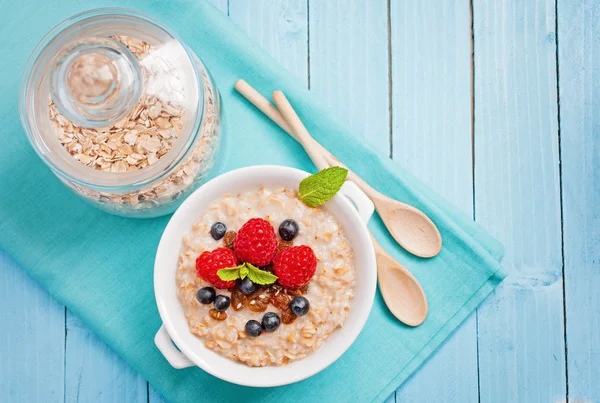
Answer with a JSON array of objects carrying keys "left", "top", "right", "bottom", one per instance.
[{"left": 154, "top": 165, "right": 377, "bottom": 387}]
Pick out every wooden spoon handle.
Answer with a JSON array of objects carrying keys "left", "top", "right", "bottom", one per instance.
[
  {"left": 235, "top": 80, "right": 333, "bottom": 169},
  {"left": 235, "top": 81, "right": 388, "bottom": 201},
  {"left": 234, "top": 80, "right": 297, "bottom": 140},
  {"left": 271, "top": 91, "right": 331, "bottom": 170},
  {"left": 235, "top": 80, "right": 441, "bottom": 258}
]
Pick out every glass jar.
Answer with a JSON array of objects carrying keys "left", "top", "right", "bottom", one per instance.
[{"left": 20, "top": 8, "right": 221, "bottom": 218}]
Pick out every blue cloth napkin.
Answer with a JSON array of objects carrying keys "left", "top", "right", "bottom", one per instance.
[{"left": 0, "top": 1, "right": 505, "bottom": 402}]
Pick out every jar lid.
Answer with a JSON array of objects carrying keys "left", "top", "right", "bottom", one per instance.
[{"left": 20, "top": 8, "right": 204, "bottom": 188}]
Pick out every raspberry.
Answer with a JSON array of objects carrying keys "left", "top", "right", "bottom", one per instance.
[
  {"left": 234, "top": 218, "right": 278, "bottom": 266},
  {"left": 273, "top": 245, "right": 317, "bottom": 289},
  {"left": 195, "top": 248, "right": 237, "bottom": 289}
]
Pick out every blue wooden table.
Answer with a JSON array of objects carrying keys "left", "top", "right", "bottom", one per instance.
[{"left": 1, "top": 1, "right": 598, "bottom": 402}]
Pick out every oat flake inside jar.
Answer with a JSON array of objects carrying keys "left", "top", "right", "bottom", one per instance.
[{"left": 20, "top": 8, "right": 222, "bottom": 218}]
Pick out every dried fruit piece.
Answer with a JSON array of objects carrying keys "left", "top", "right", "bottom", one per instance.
[
  {"left": 230, "top": 288, "right": 247, "bottom": 311},
  {"left": 265, "top": 283, "right": 282, "bottom": 294},
  {"left": 222, "top": 231, "right": 236, "bottom": 249},
  {"left": 209, "top": 309, "right": 227, "bottom": 321},
  {"left": 300, "top": 283, "right": 309, "bottom": 294},
  {"left": 284, "top": 288, "right": 304, "bottom": 297},
  {"left": 277, "top": 240, "right": 293, "bottom": 252},
  {"left": 270, "top": 293, "right": 292, "bottom": 311},
  {"left": 281, "top": 308, "right": 297, "bottom": 325},
  {"left": 257, "top": 290, "right": 271, "bottom": 303},
  {"left": 248, "top": 299, "right": 268, "bottom": 312}
]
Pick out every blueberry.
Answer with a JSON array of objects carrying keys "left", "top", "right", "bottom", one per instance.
[
  {"left": 196, "top": 287, "right": 216, "bottom": 304},
  {"left": 245, "top": 320, "right": 263, "bottom": 337},
  {"left": 239, "top": 277, "right": 257, "bottom": 295},
  {"left": 279, "top": 219, "right": 299, "bottom": 241},
  {"left": 262, "top": 312, "right": 281, "bottom": 332},
  {"left": 210, "top": 222, "right": 227, "bottom": 240},
  {"left": 290, "top": 296, "right": 310, "bottom": 316},
  {"left": 214, "top": 295, "right": 230, "bottom": 311}
]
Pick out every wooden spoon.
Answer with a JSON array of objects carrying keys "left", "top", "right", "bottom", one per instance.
[
  {"left": 371, "top": 236, "right": 428, "bottom": 326},
  {"left": 234, "top": 80, "right": 441, "bottom": 258},
  {"left": 267, "top": 88, "right": 428, "bottom": 325},
  {"left": 324, "top": 153, "right": 442, "bottom": 258},
  {"left": 270, "top": 88, "right": 442, "bottom": 258}
]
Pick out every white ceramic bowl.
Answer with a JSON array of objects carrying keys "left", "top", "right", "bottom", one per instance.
[{"left": 154, "top": 165, "right": 377, "bottom": 387}]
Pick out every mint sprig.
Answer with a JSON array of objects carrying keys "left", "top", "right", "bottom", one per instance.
[
  {"left": 299, "top": 167, "right": 348, "bottom": 207},
  {"left": 217, "top": 262, "right": 278, "bottom": 285},
  {"left": 216, "top": 267, "right": 240, "bottom": 281}
]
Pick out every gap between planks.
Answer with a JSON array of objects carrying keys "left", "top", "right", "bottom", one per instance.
[
  {"left": 469, "top": 1, "right": 482, "bottom": 402},
  {"left": 554, "top": 0, "right": 569, "bottom": 399}
]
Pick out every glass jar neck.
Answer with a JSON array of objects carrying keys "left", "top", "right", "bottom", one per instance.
[{"left": 50, "top": 37, "right": 142, "bottom": 128}]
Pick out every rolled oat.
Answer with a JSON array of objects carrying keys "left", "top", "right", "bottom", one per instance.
[{"left": 177, "top": 187, "right": 356, "bottom": 367}]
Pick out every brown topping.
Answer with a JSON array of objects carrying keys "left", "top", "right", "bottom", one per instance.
[
  {"left": 284, "top": 288, "right": 304, "bottom": 297},
  {"left": 209, "top": 309, "right": 227, "bottom": 321},
  {"left": 266, "top": 283, "right": 282, "bottom": 295},
  {"left": 222, "top": 231, "right": 236, "bottom": 249},
  {"left": 277, "top": 240, "right": 293, "bottom": 252},
  {"left": 230, "top": 288, "right": 247, "bottom": 311},
  {"left": 247, "top": 288, "right": 270, "bottom": 312},
  {"left": 270, "top": 293, "right": 292, "bottom": 311},
  {"left": 248, "top": 299, "right": 268, "bottom": 312},
  {"left": 281, "top": 308, "right": 297, "bottom": 325}
]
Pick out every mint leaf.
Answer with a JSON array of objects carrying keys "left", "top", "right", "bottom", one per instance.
[
  {"left": 217, "top": 263, "right": 278, "bottom": 285},
  {"left": 298, "top": 167, "right": 348, "bottom": 207},
  {"left": 239, "top": 264, "right": 250, "bottom": 279},
  {"left": 217, "top": 267, "right": 241, "bottom": 281},
  {"left": 246, "top": 263, "right": 278, "bottom": 285}
]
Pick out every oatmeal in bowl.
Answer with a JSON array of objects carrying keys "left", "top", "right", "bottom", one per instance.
[
  {"left": 177, "top": 187, "right": 356, "bottom": 367},
  {"left": 154, "top": 165, "right": 376, "bottom": 386}
]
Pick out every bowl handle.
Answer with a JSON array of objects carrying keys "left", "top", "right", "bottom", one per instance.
[
  {"left": 340, "top": 181, "right": 375, "bottom": 224},
  {"left": 154, "top": 325, "right": 194, "bottom": 369}
]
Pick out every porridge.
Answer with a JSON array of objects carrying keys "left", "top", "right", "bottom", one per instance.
[{"left": 176, "top": 186, "right": 356, "bottom": 367}]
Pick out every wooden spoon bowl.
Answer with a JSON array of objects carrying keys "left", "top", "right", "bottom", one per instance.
[{"left": 372, "top": 236, "right": 428, "bottom": 326}]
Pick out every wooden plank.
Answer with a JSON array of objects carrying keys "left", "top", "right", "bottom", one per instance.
[
  {"left": 309, "top": 0, "right": 389, "bottom": 155},
  {"left": 389, "top": 1, "right": 478, "bottom": 401},
  {"left": 65, "top": 314, "right": 147, "bottom": 403},
  {"left": 308, "top": 3, "right": 393, "bottom": 401},
  {"left": 228, "top": 0, "right": 308, "bottom": 84},
  {"left": 473, "top": 1, "right": 566, "bottom": 402},
  {"left": 0, "top": 251, "right": 65, "bottom": 402},
  {"left": 558, "top": 1, "right": 600, "bottom": 401},
  {"left": 148, "top": 1, "right": 308, "bottom": 401}
]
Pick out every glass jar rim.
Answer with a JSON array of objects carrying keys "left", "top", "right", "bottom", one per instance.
[{"left": 19, "top": 7, "right": 205, "bottom": 192}]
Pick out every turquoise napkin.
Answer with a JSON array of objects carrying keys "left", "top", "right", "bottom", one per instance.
[{"left": 0, "top": 1, "right": 505, "bottom": 402}]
